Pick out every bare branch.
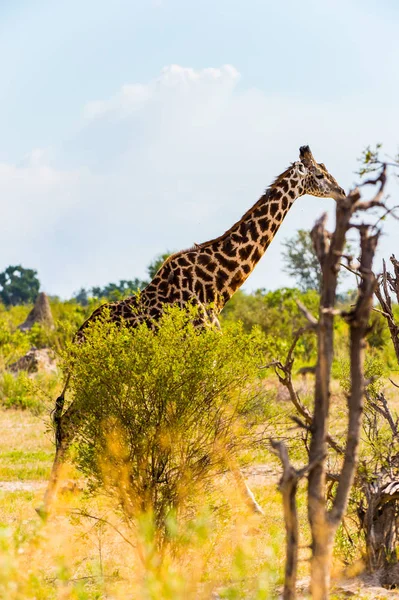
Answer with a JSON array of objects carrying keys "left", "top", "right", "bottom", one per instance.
[
  {"left": 290, "top": 415, "right": 311, "bottom": 431},
  {"left": 70, "top": 510, "right": 136, "bottom": 550},
  {"left": 374, "top": 257, "right": 399, "bottom": 364},
  {"left": 340, "top": 262, "right": 361, "bottom": 279},
  {"left": 388, "top": 378, "right": 399, "bottom": 390},
  {"left": 311, "top": 212, "right": 330, "bottom": 265},
  {"left": 366, "top": 390, "right": 398, "bottom": 439},
  {"left": 329, "top": 229, "right": 379, "bottom": 527},
  {"left": 389, "top": 254, "right": 399, "bottom": 303},
  {"left": 372, "top": 204, "right": 399, "bottom": 228},
  {"left": 270, "top": 440, "right": 322, "bottom": 600},
  {"left": 295, "top": 300, "right": 318, "bottom": 329},
  {"left": 270, "top": 439, "right": 300, "bottom": 600},
  {"left": 372, "top": 306, "right": 393, "bottom": 319},
  {"left": 263, "top": 326, "right": 344, "bottom": 455},
  {"left": 297, "top": 454, "right": 326, "bottom": 479},
  {"left": 356, "top": 164, "right": 387, "bottom": 207}
]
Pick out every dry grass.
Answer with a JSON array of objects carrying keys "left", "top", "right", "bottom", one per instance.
[
  {"left": 0, "top": 407, "right": 289, "bottom": 599},
  {"left": 0, "top": 379, "right": 397, "bottom": 599}
]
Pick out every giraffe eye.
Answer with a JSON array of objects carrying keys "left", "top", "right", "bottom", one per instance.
[{"left": 316, "top": 173, "right": 324, "bottom": 180}]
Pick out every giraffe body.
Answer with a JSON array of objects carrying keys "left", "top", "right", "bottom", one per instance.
[
  {"left": 39, "top": 145, "right": 344, "bottom": 517},
  {"left": 78, "top": 146, "right": 343, "bottom": 335}
]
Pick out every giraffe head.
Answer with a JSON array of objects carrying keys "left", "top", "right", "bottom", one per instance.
[{"left": 294, "top": 145, "right": 345, "bottom": 200}]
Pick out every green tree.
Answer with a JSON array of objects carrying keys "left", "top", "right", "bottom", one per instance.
[
  {"left": 73, "top": 288, "right": 89, "bottom": 306},
  {"left": 0, "top": 265, "right": 40, "bottom": 306},
  {"left": 281, "top": 229, "right": 321, "bottom": 292},
  {"left": 147, "top": 252, "right": 172, "bottom": 279},
  {"left": 91, "top": 278, "right": 146, "bottom": 301},
  {"left": 72, "top": 253, "right": 172, "bottom": 305}
]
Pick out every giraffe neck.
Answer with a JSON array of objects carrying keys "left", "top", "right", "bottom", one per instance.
[
  {"left": 126, "top": 168, "right": 305, "bottom": 322},
  {"left": 203, "top": 174, "right": 304, "bottom": 309}
]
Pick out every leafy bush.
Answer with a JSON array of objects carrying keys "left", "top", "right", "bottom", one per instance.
[
  {"left": 0, "top": 372, "right": 31, "bottom": 410},
  {"left": 49, "top": 298, "right": 99, "bottom": 350},
  {"left": 221, "top": 288, "right": 319, "bottom": 365},
  {"left": 0, "top": 371, "right": 58, "bottom": 413},
  {"left": 63, "top": 306, "right": 267, "bottom": 536},
  {"left": 0, "top": 320, "right": 30, "bottom": 368},
  {"left": 335, "top": 351, "right": 387, "bottom": 398}
]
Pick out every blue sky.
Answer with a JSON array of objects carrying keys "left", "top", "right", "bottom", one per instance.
[{"left": 0, "top": 0, "right": 398, "bottom": 297}]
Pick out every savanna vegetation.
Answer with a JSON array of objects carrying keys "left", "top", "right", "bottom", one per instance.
[{"left": 0, "top": 150, "right": 399, "bottom": 599}]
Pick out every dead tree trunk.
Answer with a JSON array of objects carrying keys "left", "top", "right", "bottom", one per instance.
[
  {"left": 359, "top": 254, "right": 399, "bottom": 583},
  {"left": 307, "top": 187, "right": 381, "bottom": 599},
  {"left": 270, "top": 441, "right": 300, "bottom": 600},
  {"left": 270, "top": 440, "right": 325, "bottom": 600},
  {"left": 268, "top": 165, "right": 390, "bottom": 597}
]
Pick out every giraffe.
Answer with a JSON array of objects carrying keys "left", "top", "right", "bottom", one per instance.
[{"left": 38, "top": 145, "right": 345, "bottom": 517}]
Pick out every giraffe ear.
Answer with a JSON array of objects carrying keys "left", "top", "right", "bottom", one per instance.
[{"left": 293, "top": 161, "right": 308, "bottom": 178}]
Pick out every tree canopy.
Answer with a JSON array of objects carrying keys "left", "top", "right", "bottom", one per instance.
[
  {"left": 0, "top": 265, "right": 40, "bottom": 306},
  {"left": 281, "top": 229, "right": 321, "bottom": 292},
  {"left": 146, "top": 252, "right": 171, "bottom": 280},
  {"left": 72, "top": 252, "right": 172, "bottom": 304}
]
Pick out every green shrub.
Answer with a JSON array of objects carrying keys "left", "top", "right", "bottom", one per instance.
[
  {"left": 0, "top": 321, "right": 30, "bottom": 368},
  {"left": 63, "top": 305, "right": 267, "bottom": 537},
  {"left": 26, "top": 323, "right": 53, "bottom": 350},
  {"left": 0, "top": 371, "right": 58, "bottom": 413},
  {"left": 335, "top": 351, "right": 387, "bottom": 398},
  {"left": 48, "top": 298, "right": 101, "bottom": 351},
  {"left": 221, "top": 288, "right": 319, "bottom": 365}
]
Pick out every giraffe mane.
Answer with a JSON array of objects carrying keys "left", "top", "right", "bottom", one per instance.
[
  {"left": 270, "top": 163, "right": 296, "bottom": 187},
  {"left": 196, "top": 192, "right": 270, "bottom": 250},
  {"left": 193, "top": 163, "right": 294, "bottom": 250}
]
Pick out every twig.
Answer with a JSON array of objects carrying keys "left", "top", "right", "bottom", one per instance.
[
  {"left": 339, "top": 262, "right": 362, "bottom": 279},
  {"left": 70, "top": 510, "right": 136, "bottom": 550},
  {"left": 372, "top": 204, "right": 399, "bottom": 228},
  {"left": 262, "top": 327, "right": 344, "bottom": 455}
]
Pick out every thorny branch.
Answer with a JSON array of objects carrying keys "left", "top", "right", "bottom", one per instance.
[
  {"left": 375, "top": 256, "right": 399, "bottom": 364},
  {"left": 365, "top": 390, "right": 399, "bottom": 439}
]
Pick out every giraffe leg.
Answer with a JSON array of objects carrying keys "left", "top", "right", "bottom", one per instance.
[
  {"left": 51, "top": 374, "right": 71, "bottom": 444},
  {"left": 37, "top": 390, "right": 77, "bottom": 520},
  {"left": 231, "top": 467, "right": 264, "bottom": 515},
  {"left": 36, "top": 437, "right": 69, "bottom": 520}
]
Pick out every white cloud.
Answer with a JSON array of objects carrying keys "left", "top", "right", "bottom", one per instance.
[
  {"left": 83, "top": 65, "right": 240, "bottom": 121},
  {"left": 0, "top": 64, "right": 398, "bottom": 298},
  {"left": 84, "top": 84, "right": 152, "bottom": 120}
]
